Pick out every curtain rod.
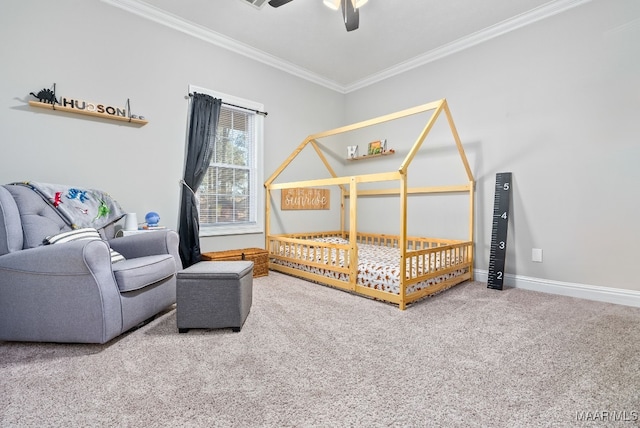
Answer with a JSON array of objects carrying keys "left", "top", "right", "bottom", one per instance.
[{"left": 187, "top": 93, "right": 268, "bottom": 116}]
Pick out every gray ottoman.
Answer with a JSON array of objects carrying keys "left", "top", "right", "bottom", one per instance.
[{"left": 177, "top": 261, "right": 254, "bottom": 333}]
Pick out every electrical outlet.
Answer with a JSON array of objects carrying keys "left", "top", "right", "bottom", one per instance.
[{"left": 532, "top": 248, "right": 543, "bottom": 263}]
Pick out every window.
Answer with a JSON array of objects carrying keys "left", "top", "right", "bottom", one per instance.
[{"left": 189, "top": 85, "right": 264, "bottom": 236}]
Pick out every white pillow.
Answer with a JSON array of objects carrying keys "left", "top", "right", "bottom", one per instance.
[{"left": 44, "top": 228, "right": 125, "bottom": 263}]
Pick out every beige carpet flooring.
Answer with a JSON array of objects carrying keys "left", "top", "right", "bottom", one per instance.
[{"left": 1, "top": 272, "right": 640, "bottom": 427}]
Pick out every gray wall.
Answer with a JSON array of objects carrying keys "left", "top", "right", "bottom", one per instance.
[
  {"left": 1, "top": 0, "right": 638, "bottom": 297},
  {"left": 345, "top": 0, "right": 640, "bottom": 293},
  {"left": 0, "top": 0, "right": 344, "bottom": 252}
]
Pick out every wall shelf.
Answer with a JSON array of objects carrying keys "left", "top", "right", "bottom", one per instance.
[
  {"left": 346, "top": 150, "right": 395, "bottom": 161},
  {"left": 29, "top": 100, "right": 148, "bottom": 126}
]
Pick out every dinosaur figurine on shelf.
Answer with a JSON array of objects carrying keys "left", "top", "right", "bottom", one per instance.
[{"left": 29, "top": 88, "right": 59, "bottom": 105}]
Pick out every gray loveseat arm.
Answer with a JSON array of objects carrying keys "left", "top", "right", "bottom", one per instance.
[
  {"left": 0, "top": 240, "right": 123, "bottom": 343},
  {"left": 108, "top": 230, "right": 182, "bottom": 271}
]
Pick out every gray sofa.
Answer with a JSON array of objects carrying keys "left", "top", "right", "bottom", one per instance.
[{"left": 0, "top": 184, "right": 182, "bottom": 344}]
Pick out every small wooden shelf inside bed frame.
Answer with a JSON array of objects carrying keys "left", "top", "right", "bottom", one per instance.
[{"left": 347, "top": 150, "right": 395, "bottom": 161}]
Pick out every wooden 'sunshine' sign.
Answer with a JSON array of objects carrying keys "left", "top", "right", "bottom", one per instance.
[{"left": 281, "top": 188, "right": 330, "bottom": 210}]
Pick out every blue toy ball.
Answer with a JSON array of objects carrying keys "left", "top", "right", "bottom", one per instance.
[{"left": 145, "top": 212, "right": 160, "bottom": 227}]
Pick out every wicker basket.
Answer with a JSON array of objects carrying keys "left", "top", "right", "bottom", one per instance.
[{"left": 201, "top": 248, "right": 269, "bottom": 277}]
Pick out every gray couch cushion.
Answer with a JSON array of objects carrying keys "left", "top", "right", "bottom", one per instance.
[
  {"left": 4, "top": 185, "right": 69, "bottom": 249},
  {"left": 112, "top": 254, "right": 176, "bottom": 292},
  {"left": 0, "top": 186, "right": 23, "bottom": 255}
]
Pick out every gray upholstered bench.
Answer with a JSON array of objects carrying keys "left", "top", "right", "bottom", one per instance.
[{"left": 176, "top": 261, "right": 254, "bottom": 333}]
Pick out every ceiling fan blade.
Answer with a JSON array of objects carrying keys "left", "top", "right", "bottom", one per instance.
[
  {"left": 268, "top": 0, "right": 294, "bottom": 7},
  {"left": 341, "top": 0, "right": 359, "bottom": 32}
]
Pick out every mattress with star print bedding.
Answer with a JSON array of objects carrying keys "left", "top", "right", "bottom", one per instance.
[{"left": 271, "top": 236, "right": 465, "bottom": 295}]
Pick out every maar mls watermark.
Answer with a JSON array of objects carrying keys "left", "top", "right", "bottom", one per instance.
[{"left": 576, "top": 410, "right": 638, "bottom": 422}]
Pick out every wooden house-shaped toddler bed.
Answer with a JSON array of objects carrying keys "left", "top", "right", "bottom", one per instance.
[{"left": 265, "top": 99, "right": 475, "bottom": 309}]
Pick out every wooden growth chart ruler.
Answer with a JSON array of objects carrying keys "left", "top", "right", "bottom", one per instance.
[{"left": 487, "top": 172, "right": 512, "bottom": 290}]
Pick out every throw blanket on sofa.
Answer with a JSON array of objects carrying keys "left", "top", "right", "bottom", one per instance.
[{"left": 12, "top": 181, "right": 126, "bottom": 230}]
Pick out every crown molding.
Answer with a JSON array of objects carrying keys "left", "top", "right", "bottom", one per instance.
[
  {"left": 102, "top": 0, "right": 591, "bottom": 94},
  {"left": 345, "top": 0, "right": 593, "bottom": 92},
  {"left": 100, "top": 0, "right": 345, "bottom": 93}
]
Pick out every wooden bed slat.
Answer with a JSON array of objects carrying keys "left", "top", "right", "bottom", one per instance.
[{"left": 268, "top": 231, "right": 473, "bottom": 307}]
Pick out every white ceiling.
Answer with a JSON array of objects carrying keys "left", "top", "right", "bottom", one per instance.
[{"left": 104, "top": 0, "right": 590, "bottom": 92}]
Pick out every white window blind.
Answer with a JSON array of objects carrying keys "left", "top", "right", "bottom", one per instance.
[{"left": 199, "top": 106, "right": 256, "bottom": 226}]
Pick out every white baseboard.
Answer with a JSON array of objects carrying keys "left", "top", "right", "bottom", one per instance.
[{"left": 474, "top": 269, "right": 640, "bottom": 308}]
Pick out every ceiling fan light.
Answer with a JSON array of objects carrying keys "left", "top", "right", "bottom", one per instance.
[
  {"left": 323, "top": 0, "right": 340, "bottom": 10},
  {"left": 352, "top": 0, "right": 368, "bottom": 8}
]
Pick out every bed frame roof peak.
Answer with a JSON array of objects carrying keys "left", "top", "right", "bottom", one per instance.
[{"left": 265, "top": 98, "right": 474, "bottom": 188}]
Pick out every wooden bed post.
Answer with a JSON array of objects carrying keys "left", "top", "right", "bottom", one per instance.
[
  {"left": 349, "top": 176, "right": 358, "bottom": 291},
  {"left": 469, "top": 180, "right": 475, "bottom": 280},
  {"left": 341, "top": 187, "right": 347, "bottom": 238},
  {"left": 399, "top": 171, "right": 408, "bottom": 310},
  {"left": 265, "top": 183, "right": 271, "bottom": 251}
]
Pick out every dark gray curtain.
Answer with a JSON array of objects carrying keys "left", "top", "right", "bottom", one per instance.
[{"left": 178, "top": 93, "right": 222, "bottom": 268}]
